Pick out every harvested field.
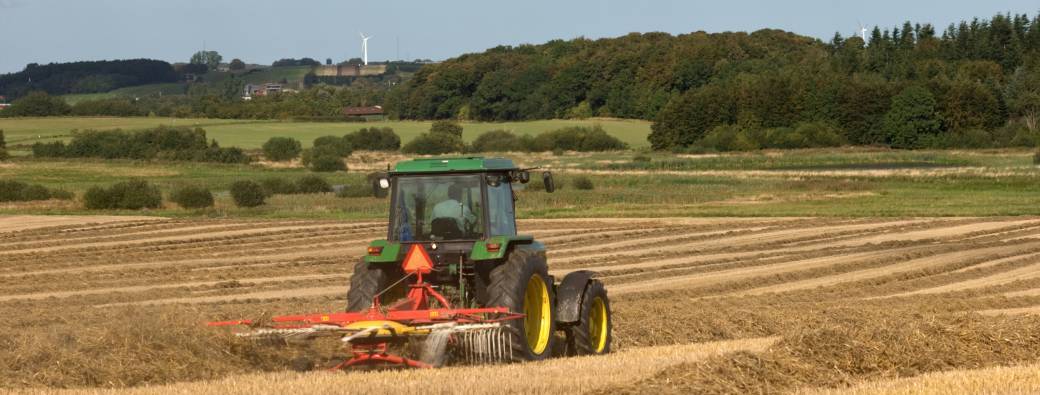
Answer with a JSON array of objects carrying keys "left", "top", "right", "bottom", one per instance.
[{"left": 4, "top": 215, "right": 1040, "bottom": 393}]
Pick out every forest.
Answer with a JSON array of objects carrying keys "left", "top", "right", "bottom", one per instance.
[
  {"left": 0, "top": 59, "right": 178, "bottom": 99},
  {"left": 387, "top": 13, "right": 1040, "bottom": 150}
]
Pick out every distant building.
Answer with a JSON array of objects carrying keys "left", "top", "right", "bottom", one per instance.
[
  {"left": 243, "top": 83, "right": 284, "bottom": 99},
  {"left": 342, "top": 105, "right": 386, "bottom": 120},
  {"left": 0, "top": 103, "right": 10, "bottom": 111},
  {"left": 315, "top": 64, "right": 387, "bottom": 78}
]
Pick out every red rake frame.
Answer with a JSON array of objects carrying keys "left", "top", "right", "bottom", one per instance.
[{"left": 208, "top": 244, "right": 524, "bottom": 369}]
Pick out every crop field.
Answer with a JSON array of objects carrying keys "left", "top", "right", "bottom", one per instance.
[
  {"left": 3, "top": 215, "right": 1040, "bottom": 394},
  {"left": 3, "top": 148, "right": 1040, "bottom": 219},
  {"left": 0, "top": 117, "right": 652, "bottom": 152}
]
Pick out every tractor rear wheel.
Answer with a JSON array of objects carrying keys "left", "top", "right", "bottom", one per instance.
[
  {"left": 346, "top": 260, "right": 407, "bottom": 312},
  {"left": 487, "top": 249, "right": 557, "bottom": 361},
  {"left": 565, "top": 280, "right": 612, "bottom": 355}
]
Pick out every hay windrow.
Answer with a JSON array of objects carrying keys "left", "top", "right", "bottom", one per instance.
[
  {"left": 0, "top": 305, "right": 295, "bottom": 389},
  {"left": 602, "top": 311, "right": 1040, "bottom": 394},
  {"left": 4, "top": 216, "right": 1040, "bottom": 392}
]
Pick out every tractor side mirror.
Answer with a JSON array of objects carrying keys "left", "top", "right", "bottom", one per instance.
[{"left": 542, "top": 171, "right": 555, "bottom": 193}]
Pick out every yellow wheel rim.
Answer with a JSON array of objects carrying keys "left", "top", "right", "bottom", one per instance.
[
  {"left": 589, "top": 296, "right": 608, "bottom": 353},
  {"left": 523, "top": 275, "right": 551, "bottom": 355}
]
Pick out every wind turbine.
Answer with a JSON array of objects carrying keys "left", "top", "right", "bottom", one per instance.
[
  {"left": 858, "top": 20, "right": 868, "bottom": 41},
  {"left": 360, "top": 33, "right": 373, "bottom": 65}
]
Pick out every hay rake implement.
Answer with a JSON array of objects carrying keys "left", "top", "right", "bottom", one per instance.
[{"left": 209, "top": 263, "right": 522, "bottom": 369}]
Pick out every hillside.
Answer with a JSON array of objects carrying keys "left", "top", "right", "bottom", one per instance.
[{"left": 0, "top": 59, "right": 178, "bottom": 99}]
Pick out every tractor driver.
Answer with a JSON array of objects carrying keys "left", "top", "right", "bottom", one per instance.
[{"left": 431, "top": 184, "right": 477, "bottom": 236}]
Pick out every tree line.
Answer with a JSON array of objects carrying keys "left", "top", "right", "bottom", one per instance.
[
  {"left": 0, "top": 59, "right": 178, "bottom": 99},
  {"left": 4, "top": 13, "right": 1040, "bottom": 151},
  {"left": 387, "top": 13, "right": 1040, "bottom": 150}
]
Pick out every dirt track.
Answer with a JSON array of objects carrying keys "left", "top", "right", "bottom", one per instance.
[{"left": 4, "top": 215, "right": 1040, "bottom": 393}]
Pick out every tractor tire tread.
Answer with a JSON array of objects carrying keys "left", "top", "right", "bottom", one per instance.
[
  {"left": 346, "top": 260, "right": 385, "bottom": 312},
  {"left": 486, "top": 248, "right": 555, "bottom": 362}
]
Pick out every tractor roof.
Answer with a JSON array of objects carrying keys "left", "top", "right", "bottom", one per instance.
[{"left": 392, "top": 157, "right": 518, "bottom": 174}]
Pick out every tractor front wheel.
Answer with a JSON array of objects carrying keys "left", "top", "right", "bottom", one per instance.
[
  {"left": 487, "top": 249, "right": 557, "bottom": 361},
  {"left": 565, "top": 280, "right": 612, "bottom": 355}
]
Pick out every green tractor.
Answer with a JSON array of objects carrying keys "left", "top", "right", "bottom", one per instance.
[{"left": 350, "top": 157, "right": 612, "bottom": 362}]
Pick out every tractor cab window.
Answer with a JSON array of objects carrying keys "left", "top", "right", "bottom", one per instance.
[
  {"left": 392, "top": 175, "right": 483, "bottom": 241},
  {"left": 486, "top": 175, "right": 517, "bottom": 236}
]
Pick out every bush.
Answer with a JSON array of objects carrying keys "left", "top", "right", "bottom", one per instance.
[
  {"left": 402, "top": 132, "right": 466, "bottom": 155},
  {"left": 528, "top": 126, "right": 627, "bottom": 152},
  {"left": 169, "top": 185, "right": 214, "bottom": 209},
  {"left": 32, "top": 141, "right": 67, "bottom": 157},
  {"left": 261, "top": 137, "right": 302, "bottom": 161},
  {"left": 0, "top": 130, "right": 7, "bottom": 160},
  {"left": 312, "top": 135, "right": 353, "bottom": 157},
  {"left": 0, "top": 181, "right": 24, "bottom": 201},
  {"left": 632, "top": 153, "right": 652, "bottom": 163},
  {"left": 5, "top": 92, "right": 71, "bottom": 117},
  {"left": 0, "top": 181, "right": 28, "bottom": 201},
  {"left": 572, "top": 176, "right": 595, "bottom": 190},
  {"left": 21, "top": 184, "right": 51, "bottom": 201},
  {"left": 792, "top": 122, "right": 846, "bottom": 147},
  {"left": 295, "top": 175, "right": 332, "bottom": 194},
  {"left": 925, "top": 129, "right": 993, "bottom": 149},
  {"left": 698, "top": 124, "right": 760, "bottom": 151},
  {"left": 50, "top": 189, "right": 75, "bottom": 200},
  {"left": 335, "top": 180, "right": 376, "bottom": 198},
  {"left": 229, "top": 180, "right": 266, "bottom": 207},
  {"left": 345, "top": 127, "right": 400, "bottom": 151},
  {"left": 83, "top": 180, "right": 162, "bottom": 210},
  {"left": 430, "top": 120, "right": 463, "bottom": 138},
  {"left": 71, "top": 98, "right": 144, "bottom": 117},
  {"left": 302, "top": 145, "right": 347, "bottom": 172},
  {"left": 883, "top": 86, "right": 943, "bottom": 149},
  {"left": 469, "top": 130, "right": 528, "bottom": 152},
  {"left": 35, "top": 126, "right": 251, "bottom": 164},
  {"left": 260, "top": 177, "right": 298, "bottom": 196},
  {"left": 191, "top": 145, "right": 252, "bottom": 164},
  {"left": 0, "top": 181, "right": 71, "bottom": 202}
]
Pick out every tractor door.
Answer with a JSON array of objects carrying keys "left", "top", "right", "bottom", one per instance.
[{"left": 485, "top": 174, "right": 517, "bottom": 237}]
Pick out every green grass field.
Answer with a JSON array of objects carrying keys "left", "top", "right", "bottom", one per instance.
[
  {"left": 0, "top": 117, "right": 653, "bottom": 150},
  {"left": 62, "top": 83, "right": 189, "bottom": 105},
  {"left": 2, "top": 149, "right": 1040, "bottom": 219}
]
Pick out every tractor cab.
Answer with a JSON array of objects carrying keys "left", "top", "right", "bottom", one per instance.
[{"left": 367, "top": 157, "right": 555, "bottom": 273}]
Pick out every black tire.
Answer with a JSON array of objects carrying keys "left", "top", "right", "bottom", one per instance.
[
  {"left": 346, "top": 260, "right": 407, "bottom": 312},
  {"left": 486, "top": 248, "right": 557, "bottom": 361},
  {"left": 566, "top": 280, "right": 612, "bottom": 356}
]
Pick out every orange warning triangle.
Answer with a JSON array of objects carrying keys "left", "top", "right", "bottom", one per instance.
[{"left": 402, "top": 244, "right": 433, "bottom": 274}]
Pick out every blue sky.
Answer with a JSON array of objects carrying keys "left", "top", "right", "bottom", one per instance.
[{"left": 0, "top": 0, "right": 1037, "bottom": 73}]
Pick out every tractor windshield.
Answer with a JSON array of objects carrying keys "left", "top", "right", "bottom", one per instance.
[{"left": 391, "top": 175, "right": 484, "bottom": 241}]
